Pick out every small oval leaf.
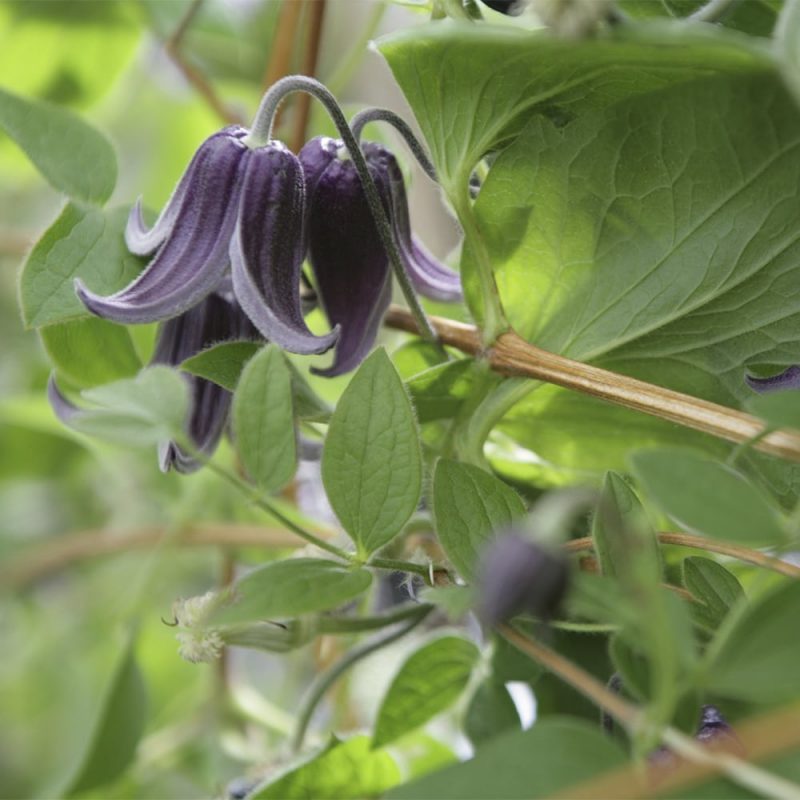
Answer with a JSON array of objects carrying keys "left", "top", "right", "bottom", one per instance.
[{"left": 322, "top": 348, "right": 422, "bottom": 557}]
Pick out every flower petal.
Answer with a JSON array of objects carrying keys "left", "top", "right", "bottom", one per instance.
[
  {"left": 368, "top": 141, "right": 463, "bottom": 303},
  {"left": 125, "top": 127, "right": 247, "bottom": 256},
  {"left": 47, "top": 374, "right": 80, "bottom": 425},
  {"left": 76, "top": 128, "right": 249, "bottom": 324},
  {"left": 746, "top": 366, "right": 800, "bottom": 393},
  {"left": 153, "top": 293, "right": 257, "bottom": 473},
  {"left": 300, "top": 140, "right": 393, "bottom": 377},
  {"left": 231, "top": 142, "right": 338, "bottom": 355}
]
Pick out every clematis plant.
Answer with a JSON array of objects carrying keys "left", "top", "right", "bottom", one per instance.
[{"left": 75, "top": 76, "right": 461, "bottom": 378}]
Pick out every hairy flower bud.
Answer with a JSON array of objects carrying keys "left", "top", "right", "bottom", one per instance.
[{"left": 477, "top": 532, "right": 569, "bottom": 626}]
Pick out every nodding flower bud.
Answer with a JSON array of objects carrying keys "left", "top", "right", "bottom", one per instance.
[
  {"left": 170, "top": 590, "right": 316, "bottom": 663},
  {"left": 477, "top": 531, "right": 569, "bottom": 627}
]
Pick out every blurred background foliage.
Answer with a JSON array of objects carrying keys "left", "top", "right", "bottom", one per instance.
[{"left": 0, "top": 2, "right": 454, "bottom": 796}]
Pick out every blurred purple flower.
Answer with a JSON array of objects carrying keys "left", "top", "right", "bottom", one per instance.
[
  {"left": 477, "top": 532, "right": 569, "bottom": 626},
  {"left": 299, "top": 136, "right": 462, "bottom": 377},
  {"left": 75, "top": 127, "right": 337, "bottom": 357}
]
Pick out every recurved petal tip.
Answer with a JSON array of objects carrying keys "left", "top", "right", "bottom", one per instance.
[
  {"left": 405, "top": 237, "right": 463, "bottom": 302},
  {"left": 77, "top": 129, "right": 249, "bottom": 325},
  {"left": 230, "top": 231, "right": 339, "bottom": 355},
  {"left": 746, "top": 365, "right": 800, "bottom": 393},
  {"left": 125, "top": 197, "right": 169, "bottom": 256},
  {"left": 47, "top": 374, "right": 80, "bottom": 425}
]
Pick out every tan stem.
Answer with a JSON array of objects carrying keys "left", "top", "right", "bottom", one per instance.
[
  {"left": 0, "top": 524, "right": 309, "bottom": 591},
  {"left": 165, "top": 0, "right": 242, "bottom": 125},
  {"left": 384, "top": 306, "right": 800, "bottom": 463},
  {"left": 557, "top": 702, "right": 800, "bottom": 799},
  {"left": 260, "top": 0, "right": 305, "bottom": 136},
  {"left": 290, "top": 0, "right": 327, "bottom": 154},
  {"left": 499, "top": 623, "right": 641, "bottom": 726},
  {"left": 564, "top": 533, "right": 800, "bottom": 579}
]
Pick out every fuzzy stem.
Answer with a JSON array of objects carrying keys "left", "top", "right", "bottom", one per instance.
[
  {"left": 383, "top": 305, "right": 800, "bottom": 464},
  {"left": 247, "top": 76, "right": 438, "bottom": 344},
  {"left": 292, "top": 606, "right": 432, "bottom": 751},
  {"left": 350, "top": 107, "right": 438, "bottom": 181}
]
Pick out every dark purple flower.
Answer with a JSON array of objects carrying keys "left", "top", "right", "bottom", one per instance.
[
  {"left": 477, "top": 532, "right": 569, "bottom": 626},
  {"left": 49, "top": 292, "right": 259, "bottom": 474},
  {"left": 75, "top": 128, "right": 337, "bottom": 357},
  {"left": 151, "top": 292, "right": 259, "bottom": 473},
  {"left": 746, "top": 365, "right": 800, "bottom": 393},
  {"left": 299, "top": 136, "right": 462, "bottom": 377}
]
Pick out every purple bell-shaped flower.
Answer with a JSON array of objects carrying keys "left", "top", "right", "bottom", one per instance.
[
  {"left": 299, "top": 136, "right": 462, "bottom": 377},
  {"left": 75, "top": 127, "right": 337, "bottom": 357}
]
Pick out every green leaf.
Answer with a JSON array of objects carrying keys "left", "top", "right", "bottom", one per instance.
[
  {"left": 211, "top": 558, "right": 372, "bottom": 626},
  {"left": 60, "top": 634, "right": 147, "bottom": 796},
  {"left": 373, "top": 635, "right": 479, "bottom": 749},
  {"left": 64, "top": 366, "right": 188, "bottom": 446},
  {"left": 250, "top": 735, "right": 401, "bottom": 799},
  {"left": 182, "top": 342, "right": 331, "bottom": 421},
  {"left": 40, "top": 317, "right": 141, "bottom": 388},
  {"left": 406, "top": 360, "right": 477, "bottom": 423},
  {"left": 464, "top": 681, "right": 521, "bottom": 748},
  {"left": 0, "top": 85, "right": 116, "bottom": 203},
  {"left": 609, "top": 636, "right": 650, "bottom": 702},
  {"left": 432, "top": 459, "right": 525, "bottom": 581},
  {"left": 592, "top": 471, "right": 662, "bottom": 581},
  {"left": 20, "top": 203, "right": 144, "bottom": 328},
  {"left": 682, "top": 556, "right": 744, "bottom": 632},
  {"left": 706, "top": 580, "right": 800, "bottom": 703},
  {"left": 746, "top": 390, "right": 800, "bottom": 431},
  {"left": 232, "top": 344, "right": 296, "bottom": 493},
  {"left": 379, "top": 23, "right": 771, "bottom": 189},
  {"left": 322, "top": 349, "right": 422, "bottom": 557},
  {"left": 181, "top": 340, "right": 260, "bottom": 391},
  {"left": 472, "top": 69, "right": 800, "bottom": 482},
  {"left": 386, "top": 718, "right": 626, "bottom": 799},
  {"left": 630, "top": 448, "right": 787, "bottom": 546},
  {"left": 777, "top": 0, "right": 800, "bottom": 106},
  {"left": 392, "top": 340, "right": 448, "bottom": 379}
]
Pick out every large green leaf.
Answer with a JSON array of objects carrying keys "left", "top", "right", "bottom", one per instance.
[
  {"left": 384, "top": 25, "right": 800, "bottom": 484},
  {"left": 20, "top": 203, "right": 144, "bottom": 328},
  {"left": 232, "top": 344, "right": 296, "bottom": 493},
  {"left": 0, "top": 86, "right": 116, "bottom": 203},
  {"left": 58, "top": 634, "right": 147, "bottom": 797},
  {"left": 322, "top": 349, "right": 422, "bottom": 557},
  {"left": 386, "top": 718, "right": 626, "bottom": 799},
  {"left": 373, "top": 635, "right": 479, "bottom": 748},
  {"left": 181, "top": 341, "right": 260, "bottom": 391},
  {"left": 40, "top": 317, "right": 141, "bottom": 389},
  {"left": 250, "top": 735, "right": 401, "bottom": 799},
  {"left": 211, "top": 559, "right": 372, "bottom": 626},
  {"left": 433, "top": 459, "right": 525, "bottom": 581},
  {"left": 406, "top": 360, "right": 478, "bottom": 423},
  {"left": 379, "top": 23, "right": 772, "bottom": 190},
  {"left": 706, "top": 580, "right": 800, "bottom": 703},
  {"left": 630, "top": 448, "right": 787, "bottom": 545}
]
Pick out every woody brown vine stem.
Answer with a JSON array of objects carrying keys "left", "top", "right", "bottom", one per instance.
[{"left": 384, "top": 305, "right": 800, "bottom": 464}]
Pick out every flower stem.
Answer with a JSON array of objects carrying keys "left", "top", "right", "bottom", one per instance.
[
  {"left": 350, "top": 107, "right": 438, "bottom": 181},
  {"left": 452, "top": 190, "right": 509, "bottom": 346},
  {"left": 292, "top": 605, "right": 432, "bottom": 752},
  {"left": 367, "top": 555, "right": 435, "bottom": 583},
  {"left": 247, "top": 75, "right": 439, "bottom": 344},
  {"left": 189, "top": 447, "right": 350, "bottom": 561}
]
